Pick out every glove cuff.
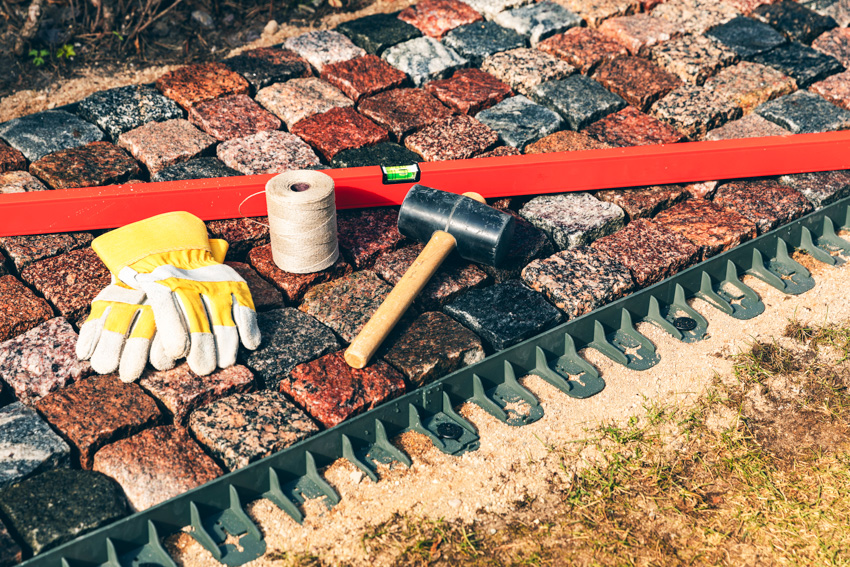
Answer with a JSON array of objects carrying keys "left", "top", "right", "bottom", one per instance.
[{"left": 93, "top": 212, "right": 212, "bottom": 274}]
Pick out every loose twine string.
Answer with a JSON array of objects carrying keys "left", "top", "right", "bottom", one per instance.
[{"left": 237, "top": 170, "right": 339, "bottom": 274}]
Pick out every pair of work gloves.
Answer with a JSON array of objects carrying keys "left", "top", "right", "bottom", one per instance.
[{"left": 76, "top": 211, "right": 262, "bottom": 383}]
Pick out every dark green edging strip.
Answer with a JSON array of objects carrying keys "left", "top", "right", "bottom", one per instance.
[{"left": 19, "top": 196, "right": 850, "bottom": 567}]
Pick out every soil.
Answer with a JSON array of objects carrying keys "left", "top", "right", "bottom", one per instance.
[{"left": 0, "top": 0, "right": 414, "bottom": 121}]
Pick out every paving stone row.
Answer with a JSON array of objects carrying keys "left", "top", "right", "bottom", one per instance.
[{"left": 4, "top": 0, "right": 850, "bottom": 560}]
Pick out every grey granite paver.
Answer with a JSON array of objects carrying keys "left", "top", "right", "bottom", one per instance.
[
  {"left": 151, "top": 157, "right": 241, "bottom": 182},
  {"left": 752, "top": 0, "right": 837, "bottom": 44},
  {"left": 750, "top": 42, "right": 843, "bottom": 88},
  {"left": 531, "top": 74, "right": 625, "bottom": 130},
  {"left": 443, "top": 21, "right": 528, "bottom": 66},
  {"left": 0, "top": 402, "right": 70, "bottom": 490},
  {"left": 0, "top": 469, "right": 128, "bottom": 555},
  {"left": 243, "top": 308, "right": 341, "bottom": 390},
  {"left": 462, "top": 0, "right": 534, "bottom": 20},
  {"left": 188, "top": 390, "right": 319, "bottom": 470},
  {"left": 75, "top": 85, "right": 184, "bottom": 142},
  {"left": 382, "top": 36, "right": 469, "bottom": 87},
  {"left": 284, "top": 30, "right": 367, "bottom": 72},
  {"left": 475, "top": 94, "right": 563, "bottom": 149},
  {"left": 0, "top": 110, "right": 104, "bottom": 162},
  {"left": 222, "top": 47, "right": 312, "bottom": 92},
  {"left": 335, "top": 12, "right": 423, "bottom": 54},
  {"left": 493, "top": 1, "right": 581, "bottom": 46},
  {"left": 651, "top": 84, "right": 741, "bottom": 137},
  {"left": 755, "top": 89, "right": 850, "bottom": 133},
  {"left": 778, "top": 169, "right": 850, "bottom": 208},
  {"left": 331, "top": 142, "right": 423, "bottom": 168},
  {"left": 519, "top": 193, "right": 625, "bottom": 249},
  {"left": 705, "top": 15, "right": 786, "bottom": 58},
  {"left": 443, "top": 280, "right": 563, "bottom": 350}
]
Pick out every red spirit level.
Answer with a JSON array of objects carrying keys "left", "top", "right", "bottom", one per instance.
[{"left": 2, "top": 130, "right": 850, "bottom": 237}]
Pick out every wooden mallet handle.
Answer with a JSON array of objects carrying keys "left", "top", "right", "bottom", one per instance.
[{"left": 344, "top": 192, "right": 486, "bottom": 369}]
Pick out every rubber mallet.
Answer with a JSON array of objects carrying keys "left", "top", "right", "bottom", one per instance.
[{"left": 344, "top": 185, "right": 516, "bottom": 369}]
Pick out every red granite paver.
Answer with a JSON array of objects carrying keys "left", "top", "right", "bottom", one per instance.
[
  {"left": 225, "top": 262, "right": 284, "bottom": 311},
  {"left": 283, "top": 350, "right": 406, "bottom": 428},
  {"left": 0, "top": 275, "right": 53, "bottom": 343},
  {"left": 551, "top": 0, "right": 639, "bottom": 28},
  {"left": 398, "top": 0, "right": 484, "bottom": 39},
  {"left": 705, "top": 61, "right": 797, "bottom": 114},
  {"left": 704, "top": 112, "right": 792, "bottom": 140},
  {"left": 593, "top": 55, "right": 683, "bottom": 111},
  {"left": 525, "top": 130, "right": 613, "bottom": 153},
  {"left": 0, "top": 232, "right": 94, "bottom": 272},
  {"left": 404, "top": 114, "right": 499, "bottom": 161},
  {"left": 28, "top": 142, "right": 140, "bottom": 190},
  {"left": 93, "top": 425, "right": 223, "bottom": 511},
  {"left": 373, "top": 243, "right": 490, "bottom": 310},
  {"left": 584, "top": 105, "right": 685, "bottom": 146},
  {"left": 475, "top": 145, "right": 523, "bottom": 158},
  {"left": 810, "top": 69, "right": 850, "bottom": 111},
  {"left": 155, "top": 62, "right": 250, "bottom": 110},
  {"left": 117, "top": 119, "right": 216, "bottom": 176},
  {"left": 249, "top": 244, "right": 353, "bottom": 304},
  {"left": 0, "top": 140, "right": 26, "bottom": 172},
  {"left": 537, "top": 27, "right": 629, "bottom": 74},
  {"left": 598, "top": 13, "right": 680, "bottom": 55},
  {"left": 19, "top": 248, "right": 110, "bottom": 327},
  {"left": 188, "top": 94, "right": 282, "bottom": 141},
  {"left": 255, "top": 77, "right": 353, "bottom": 130},
  {"left": 138, "top": 363, "right": 255, "bottom": 425},
  {"left": 320, "top": 54, "right": 408, "bottom": 102},
  {"left": 206, "top": 217, "right": 270, "bottom": 261},
  {"left": 382, "top": 311, "right": 485, "bottom": 387},
  {"left": 358, "top": 88, "right": 454, "bottom": 141},
  {"left": 595, "top": 184, "right": 689, "bottom": 220},
  {"left": 712, "top": 179, "right": 813, "bottom": 234},
  {"left": 216, "top": 131, "right": 321, "bottom": 175},
  {"left": 0, "top": 317, "right": 93, "bottom": 406},
  {"left": 812, "top": 27, "right": 850, "bottom": 67},
  {"left": 35, "top": 373, "right": 162, "bottom": 468},
  {"left": 591, "top": 218, "right": 700, "bottom": 287},
  {"left": 291, "top": 106, "right": 390, "bottom": 161},
  {"left": 653, "top": 198, "right": 758, "bottom": 259},
  {"left": 425, "top": 68, "right": 513, "bottom": 115},
  {"left": 0, "top": 170, "right": 49, "bottom": 193},
  {"left": 337, "top": 207, "right": 406, "bottom": 269}
]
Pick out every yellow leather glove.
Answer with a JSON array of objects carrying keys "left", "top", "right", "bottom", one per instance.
[
  {"left": 77, "top": 239, "right": 231, "bottom": 382},
  {"left": 92, "top": 212, "right": 261, "bottom": 376}
]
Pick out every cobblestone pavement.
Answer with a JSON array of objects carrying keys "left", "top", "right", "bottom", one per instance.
[{"left": 2, "top": 0, "right": 850, "bottom": 562}]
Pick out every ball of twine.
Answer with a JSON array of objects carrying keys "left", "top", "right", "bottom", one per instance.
[{"left": 265, "top": 170, "right": 339, "bottom": 274}]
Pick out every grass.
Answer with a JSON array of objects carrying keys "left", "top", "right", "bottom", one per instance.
[{"left": 280, "top": 322, "right": 850, "bottom": 566}]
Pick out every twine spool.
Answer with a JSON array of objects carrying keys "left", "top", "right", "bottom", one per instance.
[{"left": 265, "top": 170, "right": 339, "bottom": 274}]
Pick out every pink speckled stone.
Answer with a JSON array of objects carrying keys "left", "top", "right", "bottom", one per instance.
[
  {"left": 525, "top": 130, "right": 612, "bottom": 153},
  {"left": 93, "top": 425, "right": 223, "bottom": 511},
  {"left": 117, "top": 119, "right": 216, "bottom": 175},
  {"left": 584, "top": 105, "right": 685, "bottom": 146},
  {"left": 812, "top": 27, "right": 850, "bottom": 68},
  {"left": 649, "top": 33, "right": 739, "bottom": 85},
  {"left": 0, "top": 140, "right": 25, "bottom": 173},
  {"left": 538, "top": 28, "right": 629, "bottom": 74},
  {"left": 653, "top": 198, "right": 757, "bottom": 259},
  {"left": 155, "top": 62, "right": 250, "bottom": 110},
  {"left": 704, "top": 112, "right": 791, "bottom": 140},
  {"left": 398, "top": 0, "right": 483, "bottom": 39},
  {"left": 20, "top": 248, "right": 111, "bottom": 326},
  {"left": 256, "top": 77, "right": 353, "bottom": 130},
  {"left": 217, "top": 131, "right": 321, "bottom": 175},
  {"left": 425, "top": 68, "right": 513, "bottom": 115},
  {"left": 0, "top": 317, "right": 93, "bottom": 406},
  {"left": 704, "top": 61, "right": 797, "bottom": 114},
  {"left": 0, "top": 171, "right": 49, "bottom": 193},
  {"left": 481, "top": 48, "right": 575, "bottom": 97},
  {"left": 138, "top": 363, "right": 255, "bottom": 424},
  {"left": 358, "top": 88, "right": 454, "bottom": 141},
  {"left": 651, "top": 0, "right": 740, "bottom": 34},
  {"left": 320, "top": 54, "right": 408, "bottom": 102},
  {"left": 404, "top": 114, "right": 498, "bottom": 161},
  {"left": 290, "top": 106, "right": 390, "bottom": 161},
  {"left": 598, "top": 13, "right": 680, "bottom": 55},
  {"left": 810, "top": 70, "right": 850, "bottom": 111},
  {"left": 551, "top": 0, "right": 639, "bottom": 28},
  {"left": 284, "top": 30, "right": 367, "bottom": 73},
  {"left": 188, "top": 94, "right": 281, "bottom": 141}
]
